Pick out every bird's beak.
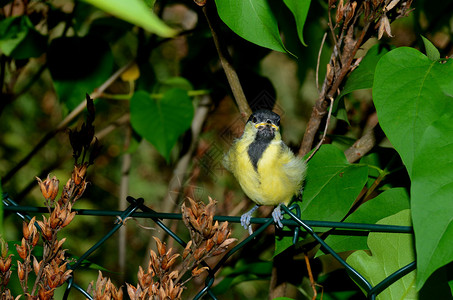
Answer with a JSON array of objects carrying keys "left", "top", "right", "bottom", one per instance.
[{"left": 255, "top": 122, "right": 279, "bottom": 130}]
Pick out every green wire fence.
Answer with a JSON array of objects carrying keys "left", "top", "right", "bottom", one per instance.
[{"left": 2, "top": 194, "right": 415, "bottom": 299}]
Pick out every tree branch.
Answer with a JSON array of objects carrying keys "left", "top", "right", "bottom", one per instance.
[
  {"left": 344, "top": 112, "right": 384, "bottom": 163},
  {"left": 203, "top": 4, "right": 251, "bottom": 119}
]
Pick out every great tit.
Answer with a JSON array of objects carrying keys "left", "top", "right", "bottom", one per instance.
[{"left": 223, "top": 109, "right": 306, "bottom": 233}]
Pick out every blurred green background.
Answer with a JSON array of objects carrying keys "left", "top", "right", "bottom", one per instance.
[{"left": 1, "top": 0, "right": 452, "bottom": 298}]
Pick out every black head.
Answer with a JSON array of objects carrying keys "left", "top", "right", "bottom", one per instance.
[
  {"left": 248, "top": 109, "right": 280, "bottom": 126},
  {"left": 247, "top": 109, "right": 281, "bottom": 140}
]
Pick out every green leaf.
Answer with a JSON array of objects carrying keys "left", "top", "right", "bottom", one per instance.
[
  {"left": 421, "top": 36, "right": 440, "bottom": 61},
  {"left": 332, "top": 98, "right": 349, "bottom": 124},
  {"left": 282, "top": 0, "right": 311, "bottom": 46},
  {"left": 373, "top": 48, "right": 453, "bottom": 289},
  {"left": 0, "top": 16, "right": 47, "bottom": 59},
  {"left": 411, "top": 113, "right": 453, "bottom": 289},
  {"left": 48, "top": 35, "right": 114, "bottom": 109},
  {"left": 320, "top": 188, "right": 410, "bottom": 256},
  {"left": 346, "top": 210, "right": 417, "bottom": 299},
  {"left": 130, "top": 89, "right": 194, "bottom": 161},
  {"left": 83, "top": 0, "right": 176, "bottom": 37},
  {"left": 214, "top": 0, "right": 287, "bottom": 53},
  {"left": 300, "top": 145, "right": 368, "bottom": 221},
  {"left": 344, "top": 188, "right": 410, "bottom": 224},
  {"left": 212, "top": 261, "right": 272, "bottom": 294},
  {"left": 373, "top": 47, "right": 453, "bottom": 175},
  {"left": 0, "top": 17, "right": 28, "bottom": 56}
]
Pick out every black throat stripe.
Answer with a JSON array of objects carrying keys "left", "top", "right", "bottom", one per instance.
[{"left": 247, "top": 137, "right": 271, "bottom": 171}]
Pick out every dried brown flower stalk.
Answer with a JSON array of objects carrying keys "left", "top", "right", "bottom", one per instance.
[
  {"left": 15, "top": 163, "right": 89, "bottom": 298},
  {"left": 125, "top": 237, "right": 183, "bottom": 300},
  {"left": 87, "top": 271, "right": 123, "bottom": 300},
  {"left": 88, "top": 197, "right": 237, "bottom": 300},
  {"left": 0, "top": 96, "right": 98, "bottom": 299},
  {"left": 0, "top": 240, "right": 14, "bottom": 299},
  {"left": 179, "top": 197, "right": 236, "bottom": 282}
]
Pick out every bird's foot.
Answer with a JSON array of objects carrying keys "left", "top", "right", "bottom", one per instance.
[
  {"left": 271, "top": 204, "right": 284, "bottom": 229},
  {"left": 240, "top": 205, "right": 259, "bottom": 235}
]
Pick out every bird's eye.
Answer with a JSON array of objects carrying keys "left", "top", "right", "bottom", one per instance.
[
  {"left": 252, "top": 116, "right": 257, "bottom": 123},
  {"left": 276, "top": 119, "right": 280, "bottom": 126}
]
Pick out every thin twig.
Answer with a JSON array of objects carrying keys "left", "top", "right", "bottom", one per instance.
[
  {"left": 306, "top": 96, "right": 334, "bottom": 162},
  {"left": 118, "top": 125, "right": 132, "bottom": 282},
  {"left": 304, "top": 254, "right": 317, "bottom": 300},
  {"left": 316, "top": 33, "right": 328, "bottom": 93},
  {"left": 327, "top": 3, "right": 339, "bottom": 51},
  {"left": 202, "top": 4, "right": 251, "bottom": 119}
]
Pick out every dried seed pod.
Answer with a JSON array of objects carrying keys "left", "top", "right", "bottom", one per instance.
[
  {"left": 206, "top": 239, "right": 215, "bottom": 252},
  {"left": 169, "top": 270, "right": 179, "bottom": 280},
  {"left": 192, "top": 266, "right": 209, "bottom": 277},
  {"left": 385, "top": 0, "right": 400, "bottom": 11},
  {"left": 183, "top": 240, "right": 192, "bottom": 259},
  {"left": 194, "top": 0, "right": 206, "bottom": 6},
  {"left": 165, "top": 253, "right": 180, "bottom": 270},
  {"left": 72, "top": 164, "right": 87, "bottom": 186},
  {"left": 0, "top": 254, "right": 12, "bottom": 273},
  {"left": 36, "top": 175, "right": 59, "bottom": 201},
  {"left": 344, "top": 1, "right": 357, "bottom": 26},
  {"left": 153, "top": 237, "right": 166, "bottom": 257},
  {"left": 378, "top": 14, "right": 393, "bottom": 39},
  {"left": 326, "top": 63, "right": 334, "bottom": 86},
  {"left": 23, "top": 216, "right": 36, "bottom": 240},
  {"left": 15, "top": 238, "right": 27, "bottom": 260},
  {"left": 38, "top": 285, "right": 55, "bottom": 300},
  {"left": 364, "top": 1, "right": 371, "bottom": 21},
  {"left": 335, "top": 0, "right": 345, "bottom": 24},
  {"left": 17, "top": 261, "right": 25, "bottom": 281},
  {"left": 33, "top": 256, "right": 42, "bottom": 275},
  {"left": 218, "top": 238, "right": 237, "bottom": 250},
  {"left": 193, "top": 247, "right": 206, "bottom": 261}
]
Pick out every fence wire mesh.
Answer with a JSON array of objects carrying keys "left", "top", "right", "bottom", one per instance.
[{"left": 2, "top": 194, "right": 415, "bottom": 299}]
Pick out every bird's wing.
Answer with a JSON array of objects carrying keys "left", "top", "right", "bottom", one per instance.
[
  {"left": 280, "top": 143, "right": 307, "bottom": 190},
  {"left": 222, "top": 142, "right": 237, "bottom": 172}
]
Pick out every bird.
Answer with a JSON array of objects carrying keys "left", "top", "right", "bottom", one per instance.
[{"left": 223, "top": 109, "right": 306, "bottom": 233}]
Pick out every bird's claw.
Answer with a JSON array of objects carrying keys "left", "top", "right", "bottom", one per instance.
[
  {"left": 240, "top": 205, "right": 259, "bottom": 235},
  {"left": 240, "top": 213, "right": 252, "bottom": 229},
  {"left": 272, "top": 204, "right": 284, "bottom": 228}
]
